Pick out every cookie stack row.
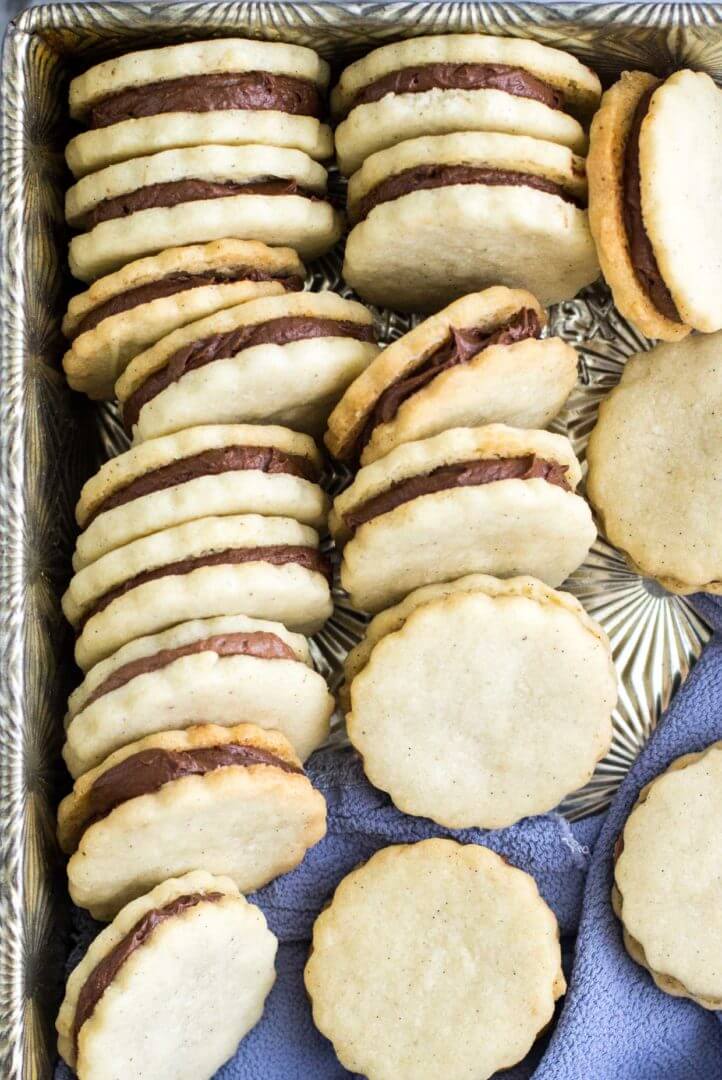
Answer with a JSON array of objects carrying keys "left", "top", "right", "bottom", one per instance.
[{"left": 331, "top": 33, "right": 603, "bottom": 311}]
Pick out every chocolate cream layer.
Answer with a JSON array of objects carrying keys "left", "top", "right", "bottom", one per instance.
[
  {"left": 88, "top": 71, "right": 323, "bottom": 129},
  {"left": 622, "top": 84, "right": 681, "bottom": 323},
  {"left": 72, "top": 268, "right": 304, "bottom": 339},
  {"left": 80, "top": 630, "right": 298, "bottom": 711},
  {"left": 86, "top": 445, "right": 319, "bottom": 525},
  {"left": 347, "top": 63, "right": 564, "bottom": 113},
  {"left": 123, "top": 316, "right": 377, "bottom": 430},
  {"left": 86, "top": 178, "right": 322, "bottom": 230},
  {"left": 354, "top": 164, "right": 582, "bottom": 223},
  {"left": 73, "top": 891, "right": 224, "bottom": 1056},
  {"left": 353, "top": 308, "right": 541, "bottom": 458},
  {"left": 78, "top": 545, "right": 332, "bottom": 630},
  {"left": 343, "top": 455, "right": 571, "bottom": 533}
]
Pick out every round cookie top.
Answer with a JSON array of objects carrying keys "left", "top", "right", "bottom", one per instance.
[
  {"left": 331, "top": 33, "right": 601, "bottom": 118},
  {"left": 305, "top": 838, "right": 565, "bottom": 1080},
  {"left": 638, "top": 70, "right": 722, "bottom": 334},
  {"left": 70, "top": 38, "right": 330, "bottom": 118},
  {"left": 586, "top": 331, "right": 722, "bottom": 594},
  {"left": 614, "top": 743, "right": 722, "bottom": 1008}
]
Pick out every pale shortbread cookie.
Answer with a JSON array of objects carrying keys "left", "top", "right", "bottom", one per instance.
[
  {"left": 305, "top": 839, "right": 566, "bottom": 1080},
  {"left": 333, "top": 34, "right": 601, "bottom": 173},
  {"left": 324, "top": 286, "right": 578, "bottom": 464},
  {"left": 59, "top": 722, "right": 327, "bottom": 920},
  {"left": 331, "top": 425, "right": 595, "bottom": 612},
  {"left": 586, "top": 332, "right": 722, "bottom": 594},
  {"left": 67, "top": 145, "right": 341, "bottom": 281},
  {"left": 639, "top": 70, "right": 722, "bottom": 333},
  {"left": 69, "top": 39, "right": 330, "bottom": 118},
  {"left": 613, "top": 743, "right": 722, "bottom": 1009},
  {"left": 62, "top": 240, "right": 304, "bottom": 399},
  {"left": 56, "top": 870, "right": 277, "bottom": 1078},
  {"left": 62, "top": 514, "right": 332, "bottom": 671},
  {"left": 343, "top": 132, "right": 598, "bottom": 311},
  {"left": 587, "top": 72, "right": 689, "bottom": 343},
  {"left": 73, "top": 424, "right": 327, "bottom": 569},
  {"left": 346, "top": 575, "right": 616, "bottom": 828},
  {"left": 115, "top": 291, "right": 378, "bottom": 442},
  {"left": 63, "top": 613, "right": 333, "bottom": 776}
]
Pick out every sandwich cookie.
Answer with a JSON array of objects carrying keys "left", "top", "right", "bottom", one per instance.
[
  {"left": 66, "top": 38, "right": 333, "bottom": 178},
  {"left": 613, "top": 743, "right": 722, "bottom": 1008},
  {"left": 62, "top": 240, "right": 305, "bottom": 399},
  {"left": 587, "top": 331, "right": 722, "bottom": 594},
  {"left": 58, "top": 722, "right": 327, "bottom": 920},
  {"left": 63, "top": 613, "right": 334, "bottom": 777},
  {"left": 73, "top": 424, "right": 328, "bottom": 570},
  {"left": 116, "top": 291, "right": 378, "bottom": 442},
  {"left": 305, "top": 839, "right": 565, "bottom": 1080},
  {"left": 63, "top": 514, "right": 333, "bottom": 672},
  {"left": 56, "top": 870, "right": 276, "bottom": 1079},
  {"left": 67, "top": 144, "right": 342, "bottom": 281},
  {"left": 331, "top": 424, "right": 596, "bottom": 613},
  {"left": 343, "top": 131, "right": 599, "bottom": 312},
  {"left": 325, "top": 286, "right": 578, "bottom": 465},
  {"left": 588, "top": 69, "right": 722, "bottom": 340},
  {"left": 345, "top": 574, "right": 616, "bottom": 828},
  {"left": 332, "top": 33, "right": 601, "bottom": 175}
]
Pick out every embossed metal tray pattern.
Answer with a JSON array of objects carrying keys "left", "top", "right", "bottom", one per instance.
[{"left": 2, "top": 3, "right": 721, "bottom": 1076}]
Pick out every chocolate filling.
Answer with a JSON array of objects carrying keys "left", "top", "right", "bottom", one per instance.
[
  {"left": 88, "top": 71, "right": 323, "bottom": 128},
  {"left": 123, "top": 315, "right": 376, "bottom": 430},
  {"left": 353, "top": 308, "right": 542, "bottom": 458},
  {"left": 80, "top": 630, "right": 297, "bottom": 711},
  {"left": 79, "top": 545, "right": 332, "bottom": 630},
  {"left": 86, "top": 445, "right": 319, "bottom": 525},
  {"left": 73, "top": 891, "right": 224, "bottom": 1056},
  {"left": 86, "top": 178, "right": 321, "bottom": 230},
  {"left": 343, "top": 455, "right": 571, "bottom": 533},
  {"left": 349, "top": 62, "right": 564, "bottom": 113},
  {"left": 71, "top": 268, "right": 304, "bottom": 339},
  {"left": 354, "top": 164, "right": 582, "bottom": 223},
  {"left": 622, "top": 85, "right": 681, "bottom": 323}
]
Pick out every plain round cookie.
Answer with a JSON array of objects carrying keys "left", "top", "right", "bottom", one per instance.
[
  {"left": 59, "top": 723, "right": 327, "bottom": 920},
  {"left": 62, "top": 240, "right": 304, "bottom": 399},
  {"left": 613, "top": 743, "right": 722, "bottom": 1009},
  {"left": 347, "top": 575, "right": 616, "bottom": 827},
  {"left": 305, "top": 839, "right": 565, "bottom": 1080},
  {"left": 586, "top": 332, "right": 722, "bottom": 594},
  {"left": 72, "top": 424, "right": 327, "bottom": 569},
  {"left": 56, "top": 870, "right": 277, "bottom": 1079},
  {"left": 63, "top": 613, "right": 333, "bottom": 776}
]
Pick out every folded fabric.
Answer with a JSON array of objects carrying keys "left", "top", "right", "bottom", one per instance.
[{"left": 535, "top": 595, "right": 722, "bottom": 1080}]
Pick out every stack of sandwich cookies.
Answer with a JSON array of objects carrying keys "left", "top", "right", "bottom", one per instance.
[
  {"left": 325, "top": 285, "right": 578, "bottom": 465},
  {"left": 72, "top": 424, "right": 328, "bottom": 569},
  {"left": 67, "top": 144, "right": 342, "bottom": 281},
  {"left": 588, "top": 69, "right": 722, "bottom": 340},
  {"left": 344, "top": 574, "right": 616, "bottom": 828},
  {"left": 57, "top": 870, "right": 277, "bottom": 1079},
  {"left": 63, "top": 513, "right": 333, "bottom": 671},
  {"left": 331, "top": 424, "right": 595, "bottom": 613},
  {"left": 58, "top": 722, "right": 327, "bottom": 920},
  {"left": 63, "top": 614, "right": 334, "bottom": 777},
  {"left": 613, "top": 743, "right": 722, "bottom": 1008},
  {"left": 116, "top": 291, "right": 378, "bottom": 441},
  {"left": 62, "top": 240, "right": 305, "bottom": 399},
  {"left": 305, "top": 839, "right": 566, "bottom": 1080},
  {"left": 66, "top": 38, "right": 333, "bottom": 178},
  {"left": 343, "top": 130, "right": 599, "bottom": 311},
  {"left": 332, "top": 33, "right": 601, "bottom": 175}
]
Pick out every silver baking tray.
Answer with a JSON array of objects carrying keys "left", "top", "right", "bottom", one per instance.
[{"left": 1, "top": 2, "right": 721, "bottom": 1076}]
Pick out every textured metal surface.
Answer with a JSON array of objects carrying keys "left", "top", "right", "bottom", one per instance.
[{"left": 1, "top": 4, "right": 721, "bottom": 1077}]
